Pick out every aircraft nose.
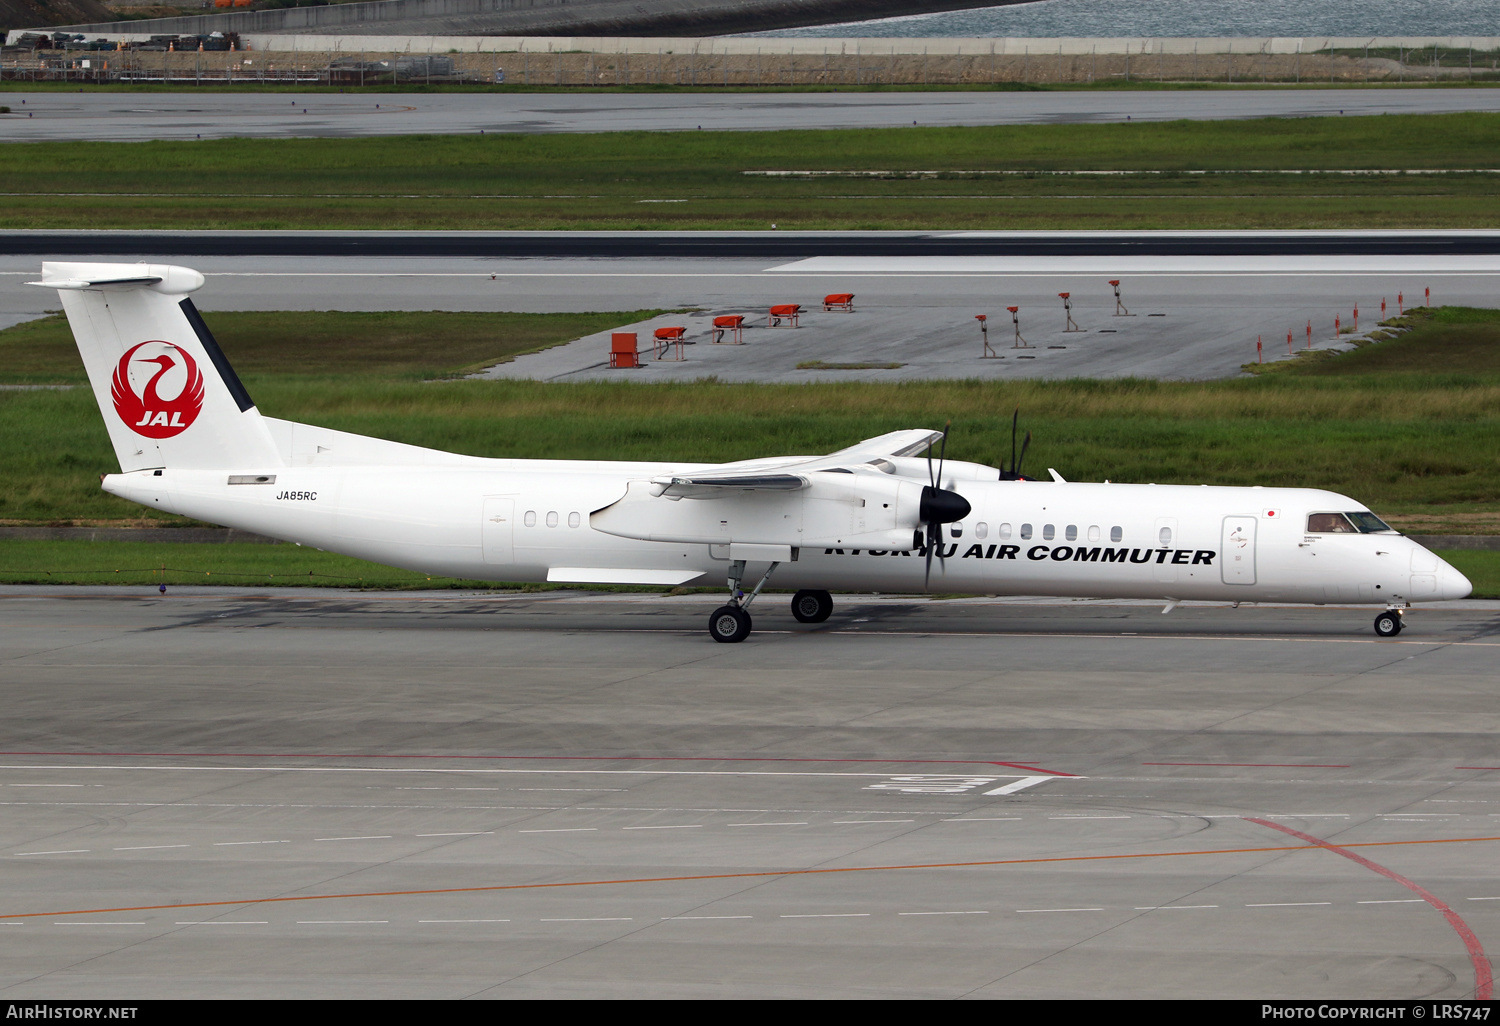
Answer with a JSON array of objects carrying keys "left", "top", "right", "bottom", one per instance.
[{"left": 1437, "top": 558, "right": 1473, "bottom": 601}]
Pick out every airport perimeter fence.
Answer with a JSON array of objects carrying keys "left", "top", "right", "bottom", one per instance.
[{"left": 6, "top": 45, "right": 1500, "bottom": 85}]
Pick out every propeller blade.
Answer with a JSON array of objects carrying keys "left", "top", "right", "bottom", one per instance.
[
  {"left": 936, "top": 420, "right": 950, "bottom": 489},
  {"left": 1009, "top": 408, "right": 1019, "bottom": 476},
  {"left": 1016, "top": 430, "right": 1032, "bottom": 480}
]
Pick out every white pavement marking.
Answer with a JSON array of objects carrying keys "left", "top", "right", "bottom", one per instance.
[
  {"left": 661, "top": 916, "right": 752, "bottom": 920},
  {"left": 420, "top": 919, "right": 511, "bottom": 923},
  {"left": 176, "top": 921, "right": 267, "bottom": 925},
  {"left": 13, "top": 850, "right": 89, "bottom": 855},
  {"left": 897, "top": 911, "right": 990, "bottom": 916},
  {"left": 519, "top": 828, "right": 596, "bottom": 833},
  {"left": 113, "top": 845, "right": 189, "bottom": 851},
  {"left": 1246, "top": 902, "right": 1333, "bottom": 907},
  {"left": 56, "top": 922, "right": 144, "bottom": 926},
  {"left": 1135, "top": 905, "right": 1219, "bottom": 910},
  {"left": 0, "top": 765, "right": 966, "bottom": 778},
  {"left": 297, "top": 921, "right": 388, "bottom": 925},
  {"left": 315, "top": 835, "right": 393, "bottom": 841},
  {"left": 832, "top": 819, "right": 914, "bottom": 824},
  {"left": 415, "top": 832, "right": 494, "bottom": 837},
  {"left": 781, "top": 914, "right": 871, "bottom": 919},
  {"left": 983, "top": 776, "right": 1057, "bottom": 796},
  {"left": 541, "top": 918, "right": 632, "bottom": 922},
  {"left": 1018, "top": 908, "right": 1104, "bottom": 913},
  {"left": 213, "top": 840, "right": 289, "bottom": 845},
  {"left": 1359, "top": 900, "right": 1426, "bottom": 904},
  {"left": 727, "top": 821, "right": 808, "bottom": 827},
  {"left": 942, "top": 817, "right": 1021, "bottom": 822},
  {"left": 622, "top": 824, "right": 702, "bottom": 830}
]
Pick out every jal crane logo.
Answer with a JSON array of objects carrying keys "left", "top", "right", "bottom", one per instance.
[{"left": 110, "top": 341, "right": 205, "bottom": 439}]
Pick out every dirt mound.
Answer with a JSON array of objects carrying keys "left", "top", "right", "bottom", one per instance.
[{"left": 2, "top": 0, "right": 116, "bottom": 33}]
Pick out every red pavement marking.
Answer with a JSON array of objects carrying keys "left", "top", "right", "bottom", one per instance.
[
  {"left": 1249, "top": 818, "right": 1493, "bottom": 1000},
  {"left": 0, "top": 751, "right": 1075, "bottom": 776},
  {"left": 7, "top": 834, "right": 1498, "bottom": 923}
]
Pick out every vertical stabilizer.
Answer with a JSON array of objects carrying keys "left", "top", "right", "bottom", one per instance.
[{"left": 31, "top": 262, "right": 282, "bottom": 473}]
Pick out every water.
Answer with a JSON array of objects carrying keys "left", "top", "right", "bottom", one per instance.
[{"left": 745, "top": 0, "right": 1500, "bottom": 38}]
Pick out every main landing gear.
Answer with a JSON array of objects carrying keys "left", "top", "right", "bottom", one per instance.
[
  {"left": 1373, "top": 608, "right": 1405, "bottom": 638},
  {"left": 791, "top": 589, "right": 833, "bottom": 624},
  {"left": 707, "top": 564, "right": 836, "bottom": 643}
]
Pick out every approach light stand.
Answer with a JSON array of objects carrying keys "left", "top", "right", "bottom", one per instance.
[
  {"left": 1060, "top": 292, "right": 1083, "bottom": 332},
  {"left": 1008, "top": 306, "right": 1032, "bottom": 349},
  {"left": 977, "top": 314, "right": 998, "bottom": 358}
]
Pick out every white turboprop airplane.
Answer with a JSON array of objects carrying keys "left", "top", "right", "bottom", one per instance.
[{"left": 35, "top": 262, "right": 1472, "bottom": 642}]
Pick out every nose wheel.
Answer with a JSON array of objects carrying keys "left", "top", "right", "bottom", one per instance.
[
  {"left": 707, "top": 558, "right": 780, "bottom": 643},
  {"left": 791, "top": 589, "right": 833, "bottom": 623},
  {"left": 1373, "top": 609, "right": 1404, "bottom": 637},
  {"left": 709, "top": 605, "right": 752, "bottom": 643}
]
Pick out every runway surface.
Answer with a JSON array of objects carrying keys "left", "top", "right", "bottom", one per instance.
[
  {"left": 9, "top": 229, "right": 1500, "bottom": 259},
  {"left": 2, "top": 88, "right": 1498, "bottom": 142},
  {"left": 5, "top": 236, "right": 1496, "bottom": 380},
  {"left": 1, "top": 588, "right": 1497, "bottom": 998}
]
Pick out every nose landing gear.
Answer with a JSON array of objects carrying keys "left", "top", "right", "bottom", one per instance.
[
  {"left": 1373, "top": 609, "right": 1404, "bottom": 637},
  {"left": 708, "top": 558, "right": 780, "bottom": 644}
]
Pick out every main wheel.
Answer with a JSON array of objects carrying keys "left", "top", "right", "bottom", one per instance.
[
  {"left": 792, "top": 588, "right": 840, "bottom": 621},
  {"left": 1373, "top": 610, "right": 1403, "bottom": 637},
  {"left": 791, "top": 589, "right": 833, "bottom": 624},
  {"left": 709, "top": 605, "right": 752, "bottom": 643}
]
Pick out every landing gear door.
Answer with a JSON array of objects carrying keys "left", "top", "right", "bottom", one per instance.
[
  {"left": 482, "top": 497, "right": 515, "bottom": 565},
  {"left": 1221, "top": 515, "right": 1257, "bottom": 585}
]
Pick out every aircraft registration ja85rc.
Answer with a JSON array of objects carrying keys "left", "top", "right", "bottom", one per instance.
[{"left": 35, "top": 263, "right": 1471, "bottom": 642}]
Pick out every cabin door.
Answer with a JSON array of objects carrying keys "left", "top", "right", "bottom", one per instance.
[{"left": 1221, "top": 516, "right": 1257, "bottom": 585}]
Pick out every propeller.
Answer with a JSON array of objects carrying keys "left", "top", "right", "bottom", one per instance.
[
  {"left": 918, "top": 422, "right": 972, "bottom": 589},
  {"left": 999, "top": 407, "right": 1035, "bottom": 482}
]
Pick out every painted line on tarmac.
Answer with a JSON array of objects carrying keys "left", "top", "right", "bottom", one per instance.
[
  {"left": 0, "top": 752, "right": 1073, "bottom": 775},
  {"left": 7, "top": 834, "right": 1499, "bottom": 923},
  {"left": 1249, "top": 818, "right": 1493, "bottom": 1000}
]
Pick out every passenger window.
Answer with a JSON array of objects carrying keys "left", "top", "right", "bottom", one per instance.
[
  {"left": 1065, "top": 525, "right": 1077, "bottom": 541},
  {"left": 546, "top": 511, "right": 558, "bottom": 528},
  {"left": 999, "top": 523, "right": 1012, "bottom": 540},
  {"left": 975, "top": 522, "right": 988, "bottom": 539},
  {"left": 568, "top": 512, "right": 581, "bottom": 528},
  {"left": 1020, "top": 523, "right": 1032, "bottom": 540},
  {"left": 1088, "top": 525, "right": 1100, "bottom": 542},
  {"left": 1307, "top": 512, "right": 1356, "bottom": 533},
  {"left": 1159, "top": 526, "right": 1173, "bottom": 546},
  {"left": 524, "top": 511, "right": 536, "bottom": 527},
  {"left": 1043, "top": 524, "right": 1055, "bottom": 541},
  {"left": 1110, "top": 526, "right": 1122, "bottom": 543},
  {"left": 950, "top": 523, "right": 964, "bottom": 538}
]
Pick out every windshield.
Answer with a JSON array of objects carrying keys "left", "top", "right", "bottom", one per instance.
[{"left": 1347, "top": 511, "right": 1398, "bottom": 534}]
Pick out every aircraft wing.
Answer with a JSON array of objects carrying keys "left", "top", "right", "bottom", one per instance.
[
  {"left": 651, "top": 429, "right": 944, "bottom": 497},
  {"left": 827, "top": 429, "right": 945, "bottom": 461}
]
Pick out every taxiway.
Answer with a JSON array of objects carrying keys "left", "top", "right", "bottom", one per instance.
[{"left": 0, "top": 588, "right": 1496, "bottom": 998}]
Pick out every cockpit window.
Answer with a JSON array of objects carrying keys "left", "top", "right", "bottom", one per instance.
[
  {"left": 1307, "top": 513, "right": 1357, "bottom": 533},
  {"left": 1347, "top": 511, "right": 1398, "bottom": 534}
]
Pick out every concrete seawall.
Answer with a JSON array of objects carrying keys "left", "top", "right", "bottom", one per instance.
[
  {"left": 10, "top": 42, "right": 1490, "bottom": 85},
  {"left": 21, "top": 0, "right": 1029, "bottom": 39}
]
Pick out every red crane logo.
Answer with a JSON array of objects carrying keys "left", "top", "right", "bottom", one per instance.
[{"left": 110, "top": 342, "right": 205, "bottom": 439}]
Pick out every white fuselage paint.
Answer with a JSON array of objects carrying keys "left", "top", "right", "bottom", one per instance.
[{"left": 103, "top": 458, "right": 1470, "bottom": 606}]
